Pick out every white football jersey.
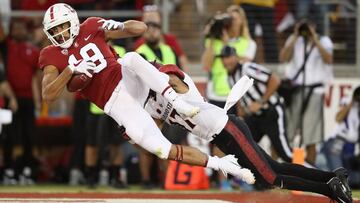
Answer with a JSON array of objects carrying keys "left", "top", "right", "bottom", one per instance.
[{"left": 145, "top": 73, "right": 228, "bottom": 141}]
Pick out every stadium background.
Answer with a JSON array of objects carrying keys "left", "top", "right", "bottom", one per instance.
[{"left": 0, "top": 0, "right": 359, "bottom": 202}]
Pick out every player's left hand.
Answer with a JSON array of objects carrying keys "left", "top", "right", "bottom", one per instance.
[
  {"left": 249, "top": 101, "right": 262, "bottom": 113},
  {"left": 98, "top": 19, "right": 124, "bottom": 30}
]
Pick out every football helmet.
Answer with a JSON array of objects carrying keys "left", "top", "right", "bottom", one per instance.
[{"left": 43, "top": 3, "right": 79, "bottom": 48}]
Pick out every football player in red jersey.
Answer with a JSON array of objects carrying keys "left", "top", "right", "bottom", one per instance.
[{"left": 38, "top": 3, "right": 255, "bottom": 183}]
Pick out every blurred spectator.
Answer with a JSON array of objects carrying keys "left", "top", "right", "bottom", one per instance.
[
  {"left": 201, "top": 5, "right": 255, "bottom": 113},
  {"left": 234, "top": 0, "right": 278, "bottom": 63},
  {"left": 201, "top": 5, "right": 256, "bottom": 190},
  {"left": 67, "top": 94, "right": 88, "bottom": 186},
  {"left": 322, "top": 86, "right": 360, "bottom": 188},
  {"left": 84, "top": 103, "right": 127, "bottom": 189},
  {"left": 0, "top": 68, "right": 18, "bottom": 117},
  {"left": 0, "top": 67, "right": 18, "bottom": 184},
  {"left": 134, "top": 4, "right": 190, "bottom": 72},
  {"left": 136, "top": 21, "right": 179, "bottom": 66},
  {"left": 0, "top": 19, "right": 41, "bottom": 184},
  {"left": 295, "top": 0, "right": 329, "bottom": 35},
  {"left": 279, "top": 19, "right": 333, "bottom": 164},
  {"left": 323, "top": 87, "right": 360, "bottom": 170}
]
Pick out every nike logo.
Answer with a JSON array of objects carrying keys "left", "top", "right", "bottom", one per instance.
[
  {"left": 73, "top": 59, "right": 83, "bottom": 67},
  {"left": 84, "top": 34, "right": 91, "bottom": 41}
]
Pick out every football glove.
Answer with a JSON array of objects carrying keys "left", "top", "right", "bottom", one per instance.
[
  {"left": 98, "top": 19, "right": 125, "bottom": 31},
  {"left": 68, "top": 60, "right": 96, "bottom": 77}
]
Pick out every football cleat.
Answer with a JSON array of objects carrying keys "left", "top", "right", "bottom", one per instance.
[
  {"left": 334, "top": 167, "right": 352, "bottom": 200},
  {"left": 328, "top": 177, "right": 352, "bottom": 203}
]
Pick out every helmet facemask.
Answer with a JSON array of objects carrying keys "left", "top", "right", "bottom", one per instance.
[{"left": 44, "top": 22, "right": 74, "bottom": 48}]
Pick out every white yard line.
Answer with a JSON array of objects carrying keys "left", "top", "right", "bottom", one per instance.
[{"left": 0, "top": 199, "right": 231, "bottom": 203}]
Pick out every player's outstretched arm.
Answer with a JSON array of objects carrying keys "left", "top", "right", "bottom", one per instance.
[
  {"left": 168, "top": 145, "right": 255, "bottom": 184},
  {"left": 99, "top": 19, "right": 147, "bottom": 40},
  {"left": 42, "top": 65, "right": 73, "bottom": 103}
]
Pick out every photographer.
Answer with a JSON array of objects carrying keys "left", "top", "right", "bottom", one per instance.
[
  {"left": 279, "top": 19, "right": 333, "bottom": 165},
  {"left": 323, "top": 86, "right": 360, "bottom": 171},
  {"left": 202, "top": 5, "right": 256, "bottom": 109},
  {"left": 201, "top": 5, "right": 256, "bottom": 190}
]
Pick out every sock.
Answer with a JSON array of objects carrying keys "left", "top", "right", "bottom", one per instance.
[
  {"left": 274, "top": 175, "right": 332, "bottom": 198},
  {"left": 206, "top": 156, "right": 220, "bottom": 171}
]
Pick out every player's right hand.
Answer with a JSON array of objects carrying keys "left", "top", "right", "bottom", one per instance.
[
  {"left": 218, "top": 155, "right": 256, "bottom": 184},
  {"left": 98, "top": 19, "right": 125, "bottom": 30},
  {"left": 68, "top": 60, "right": 96, "bottom": 78}
]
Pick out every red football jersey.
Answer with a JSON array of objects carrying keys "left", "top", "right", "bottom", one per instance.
[{"left": 39, "top": 17, "right": 122, "bottom": 109}]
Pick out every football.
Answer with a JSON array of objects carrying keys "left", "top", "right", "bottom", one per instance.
[{"left": 67, "top": 71, "right": 93, "bottom": 92}]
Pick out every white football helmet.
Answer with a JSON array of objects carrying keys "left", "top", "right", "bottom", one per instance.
[{"left": 43, "top": 3, "right": 80, "bottom": 48}]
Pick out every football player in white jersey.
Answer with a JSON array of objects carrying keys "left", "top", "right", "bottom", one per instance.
[{"left": 143, "top": 64, "right": 352, "bottom": 203}]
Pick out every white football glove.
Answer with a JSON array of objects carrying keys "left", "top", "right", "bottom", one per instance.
[
  {"left": 218, "top": 155, "right": 256, "bottom": 185},
  {"left": 98, "top": 19, "right": 125, "bottom": 30},
  {"left": 68, "top": 60, "right": 96, "bottom": 78}
]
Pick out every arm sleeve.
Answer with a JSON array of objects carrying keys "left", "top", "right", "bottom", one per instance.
[{"left": 38, "top": 48, "right": 53, "bottom": 70}]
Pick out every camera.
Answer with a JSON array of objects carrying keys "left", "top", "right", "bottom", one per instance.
[
  {"left": 206, "top": 13, "right": 232, "bottom": 39},
  {"left": 298, "top": 21, "right": 310, "bottom": 38}
]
